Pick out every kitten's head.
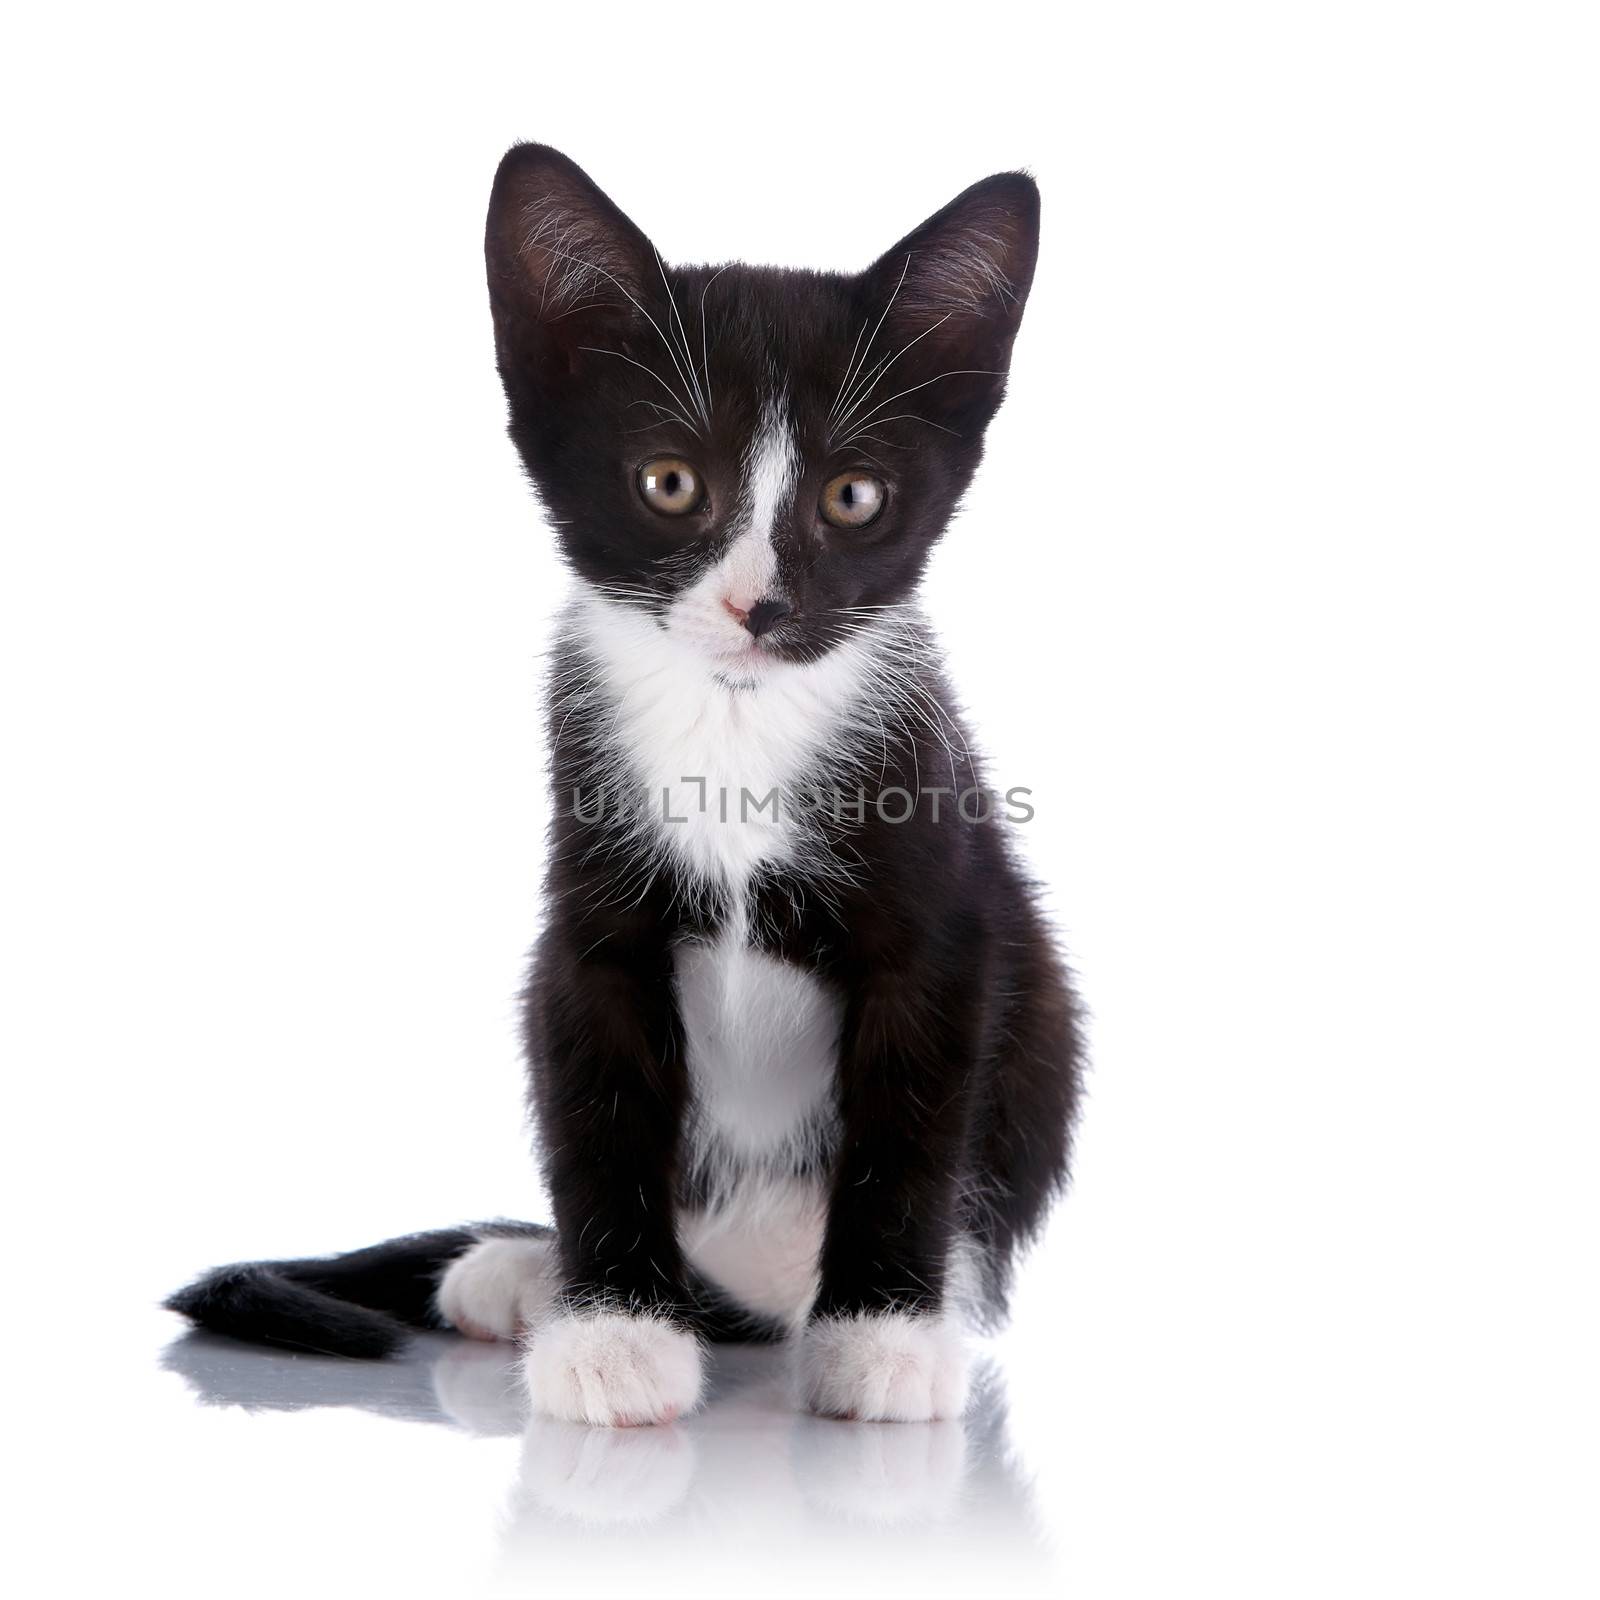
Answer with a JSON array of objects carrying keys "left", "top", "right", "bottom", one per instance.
[{"left": 486, "top": 143, "right": 1038, "bottom": 678}]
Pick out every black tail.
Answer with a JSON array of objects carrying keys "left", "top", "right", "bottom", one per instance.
[{"left": 165, "top": 1222, "right": 551, "bottom": 1358}]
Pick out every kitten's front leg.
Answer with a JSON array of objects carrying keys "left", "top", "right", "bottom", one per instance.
[
  {"left": 801, "top": 962, "right": 982, "bottom": 1423},
  {"left": 521, "top": 915, "right": 703, "bottom": 1428}
]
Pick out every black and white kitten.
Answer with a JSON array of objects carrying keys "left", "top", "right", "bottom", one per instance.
[{"left": 170, "top": 144, "right": 1084, "bottom": 1427}]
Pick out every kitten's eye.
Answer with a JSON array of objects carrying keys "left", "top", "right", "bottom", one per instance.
[
  {"left": 637, "top": 458, "right": 703, "bottom": 516},
  {"left": 820, "top": 472, "right": 886, "bottom": 529}
]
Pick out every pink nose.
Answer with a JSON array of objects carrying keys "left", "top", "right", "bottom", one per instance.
[{"left": 723, "top": 596, "right": 792, "bottom": 638}]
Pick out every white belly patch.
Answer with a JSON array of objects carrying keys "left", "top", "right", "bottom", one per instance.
[
  {"left": 674, "top": 925, "right": 842, "bottom": 1171},
  {"left": 673, "top": 925, "right": 840, "bottom": 1326},
  {"left": 679, "top": 1177, "right": 828, "bottom": 1328}
]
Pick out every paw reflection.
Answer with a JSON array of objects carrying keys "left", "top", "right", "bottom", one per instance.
[
  {"left": 429, "top": 1338, "right": 528, "bottom": 1437},
  {"left": 162, "top": 1329, "right": 1047, "bottom": 1576},
  {"left": 513, "top": 1417, "right": 697, "bottom": 1525},
  {"left": 790, "top": 1413, "right": 968, "bottom": 1524}
]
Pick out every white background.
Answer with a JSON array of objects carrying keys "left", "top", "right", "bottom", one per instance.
[{"left": 4, "top": 3, "right": 1596, "bottom": 1595}]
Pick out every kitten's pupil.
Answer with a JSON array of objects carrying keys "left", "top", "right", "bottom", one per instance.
[{"left": 664, "top": 471, "right": 680, "bottom": 495}]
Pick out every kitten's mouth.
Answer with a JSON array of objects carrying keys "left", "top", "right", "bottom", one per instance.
[
  {"left": 708, "top": 637, "right": 781, "bottom": 680},
  {"left": 660, "top": 593, "right": 814, "bottom": 674},
  {"left": 706, "top": 624, "right": 783, "bottom": 665},
  {"left": 707, "top": 626, "right": 834, "bottom": 675}
]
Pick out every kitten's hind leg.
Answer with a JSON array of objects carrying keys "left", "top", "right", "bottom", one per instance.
[
  {"left": 438, "top": 1224, "right": 777, "bottom": 1438},
  {"left": 436, "top": 1225, "right": 559, "bottom": 1343}
]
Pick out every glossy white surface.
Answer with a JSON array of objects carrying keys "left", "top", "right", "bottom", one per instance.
[
  {"left": 11, "top": 1271, "right": 1590, "bottom": 1599},
  {"left": 155, "top": 1331, "right": 1053, "bottom": 1598}
]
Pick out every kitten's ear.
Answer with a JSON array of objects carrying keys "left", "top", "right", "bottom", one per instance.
[
  {"left": 485, "top": 143, "right": 658, "bottom": 387},
  {"left": 858, "top": 173, "right": 1040, "bottom": 422}
]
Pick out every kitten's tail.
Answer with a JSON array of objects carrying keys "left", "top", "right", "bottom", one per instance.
[{"left": 164, "top": 1222, "right": 551, "bottom": 1358}]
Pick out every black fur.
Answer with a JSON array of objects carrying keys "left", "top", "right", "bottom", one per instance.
[{"left": 169, "top": 143, "right": 1084, "bottom": 1367}]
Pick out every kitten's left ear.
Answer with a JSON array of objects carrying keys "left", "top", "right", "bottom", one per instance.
[{"left": 857, "top": 172, "right": 1040, "bottom": 423}]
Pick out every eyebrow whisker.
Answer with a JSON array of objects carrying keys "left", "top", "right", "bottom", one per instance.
[{"left": 828, "top": 253, "right": 912, "bottom": 426}]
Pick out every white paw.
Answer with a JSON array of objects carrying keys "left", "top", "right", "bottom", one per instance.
[
  {"left": 436, "top": 1236, "right": 557, "bottom": 1342},
  {"left": 523, "top": 1310, "right": 704, "bottom": 1428},
  {"left": 799, "top": 1311, "right": 971, "bottom": 1423}
]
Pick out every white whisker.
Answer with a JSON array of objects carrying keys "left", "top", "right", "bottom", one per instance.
[
  {"left": 578, "top": 346, "right": 704, "bottom": 439},
  {"left": 835, "top": 367, "right": 1002, "bottom": 441},
  {"left": 828, "top": 254, "right": 912, "bottom": 426},
  {"left": 830, "top": 313, "right": 954, "bottom": 440},
  {"left": 655, "top": 249, "right": 710, "bottom": 428},
  {"left": 698, "top": 264, "right": 731, "bottom": 419}
]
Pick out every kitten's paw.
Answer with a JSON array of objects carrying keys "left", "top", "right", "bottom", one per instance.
[
  {"left": 523, "top": 1310, "right": 704, "bottom": 1428},
  {"left": 800, "top": 1311, "right": 971, "bottom": 1423},
  {"left": 437, "top": 1236, "right": 557, "bottom": 1342}
]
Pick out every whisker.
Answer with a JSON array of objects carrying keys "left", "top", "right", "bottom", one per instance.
[
  {"left": 830, "top": 313, "right": 874, "bottom": 423},
  {"left": 524, "top": 233, "right": 704, "bottom": 424},
  {"left": 624, "top": 397, "right": 698, "bottom": 432},
  {"left": 697, "top": 264, "right": 731, "bottom": 419},
  {"left": 828, "top": 253, "right": 912, "bottom": 426},
  {"left": 579, "top": 346, "right": 703, "bottom": 438},
  {"left": 831, "top": 313, "right": 954, "bottom": 439},
  {"left": 838, "top": 413, "right": 962, "bottom": 451},
  {"left": 836, "top": 368, "right": 1002, "bottom": 440},
  {"left": 655, "top": 249, "right": 710, "bottom": 428}
]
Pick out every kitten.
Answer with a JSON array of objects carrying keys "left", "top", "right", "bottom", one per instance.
[{"left": 169, "top": 144, "right": 1084, "bottom": 1426}]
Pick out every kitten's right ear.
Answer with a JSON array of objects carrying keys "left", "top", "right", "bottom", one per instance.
[{"left": 485, "top": 143, "right": 658, "bottom": 386}]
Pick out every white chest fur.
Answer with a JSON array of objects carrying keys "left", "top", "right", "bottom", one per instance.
[{"left": 565, "top": 591, "right": 883, "bottom": 891}]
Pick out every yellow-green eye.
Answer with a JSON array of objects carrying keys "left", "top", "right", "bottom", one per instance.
[
  {"left": 820, "top": 472, "right": 886, "bottom": 529},
  {"left": 637, "top": 457, "right": 703, "bottom": 515}
]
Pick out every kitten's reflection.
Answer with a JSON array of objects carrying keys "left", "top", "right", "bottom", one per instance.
[{"left": 164, "top": 1331, "right": 1048, "bottom": 1565}]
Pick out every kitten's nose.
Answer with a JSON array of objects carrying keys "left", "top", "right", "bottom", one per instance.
[{"left": 740, "top": 598, "right": 792, "bottom": 638}]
